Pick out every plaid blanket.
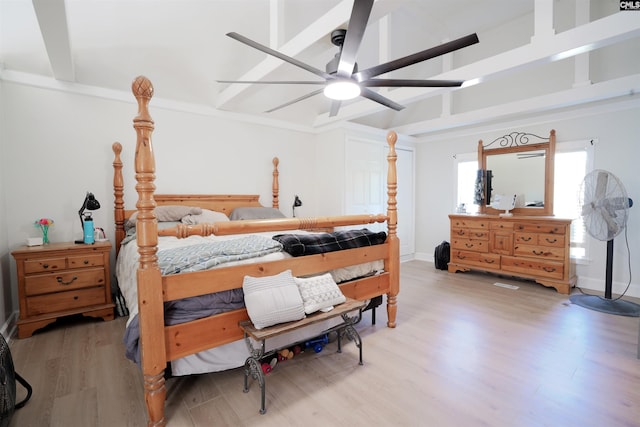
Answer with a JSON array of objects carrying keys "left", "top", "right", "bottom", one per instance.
[{"left": 272, "top": 228, "right": 387, "bottom": 257}]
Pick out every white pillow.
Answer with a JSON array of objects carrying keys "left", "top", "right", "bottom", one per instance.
[
  {"left": 294, "top": 273, "right": 346, "bottom": 314},
  {"left": 242, "top": 270, "right": 305, "bottom": 329},
  {"left": 181, "top": 209, "right": 230, "bottom": 225}
]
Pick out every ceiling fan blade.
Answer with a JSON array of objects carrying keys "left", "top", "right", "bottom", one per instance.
[
  {"left": 354, "top": 33, "right": 479, "bottom": 81},
  {"left": 337, "top": 0, "right": 374, "bottom": 77},
  {"left": 361, "top": 79, "right": 464, "bottom": 87},
  {"left": 227, "top": 32, "right": 334, "bottom": 80},
  {"left": 217, "top": 80, "right": 326, "bottom": 85},
  {"left": 360, "top": 88, "right": 405, "bottom": 111},
  {"left": 264, "top": 88, "right": 325, "bottom": 113},
  {"left": 329, "top": 100, "right": 342, "bottom": 117}
]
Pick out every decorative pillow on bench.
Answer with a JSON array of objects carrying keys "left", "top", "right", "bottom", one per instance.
[
  {"left": 242, "top": 270, "right": 305, "bottom": 329},
  {"left": 294, "top": 273, "right": 346, "bottom": 314}
]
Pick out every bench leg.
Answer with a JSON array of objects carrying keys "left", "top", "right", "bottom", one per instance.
[
  {"left": 243, "top": 357, "right": 267, "bottom": 414},
  {"left": 344, "top": 324, "right": 363, "bottom": 365}
]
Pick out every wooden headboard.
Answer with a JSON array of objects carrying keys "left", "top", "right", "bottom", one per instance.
[{"left": 112, "top": 142, "right": 281, "bottom": 253}]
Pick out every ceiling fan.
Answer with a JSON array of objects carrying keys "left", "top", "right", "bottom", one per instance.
[{"left": 219, "top": 0, "right": 479, "bottom": 117}]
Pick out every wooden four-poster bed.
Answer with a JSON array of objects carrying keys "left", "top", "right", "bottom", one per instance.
[{"left": 113, "top": 76, "right": 400, "bottom": 426}]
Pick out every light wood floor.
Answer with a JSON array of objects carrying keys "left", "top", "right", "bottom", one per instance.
[{"left": 9, "top": 261, "right": 640, "bottom": 427}]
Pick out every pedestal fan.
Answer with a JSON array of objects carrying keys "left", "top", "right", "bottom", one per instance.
[{"left": 570, "top": 169, "right": 639, "bottom": 317}]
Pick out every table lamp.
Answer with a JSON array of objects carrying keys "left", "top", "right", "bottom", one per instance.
[{"left": 75, "top": 192, "right": 101, "bottom": 244}]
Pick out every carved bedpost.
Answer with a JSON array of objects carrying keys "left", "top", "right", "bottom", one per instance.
[
  {"left": 272, "top": 157, "right": 280, "bottom": 209},
  {"left": 131, "top": 76, "right": 166, "bottom": 427},
  {"left": 112, "top": 142, "right": 125, "bottom": 256},
  {"left": 385, "top": 130, "right": 399, "bottom": 328}
]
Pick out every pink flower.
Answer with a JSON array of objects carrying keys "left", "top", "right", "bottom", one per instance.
[{"left": 34, "top": 218, "right": 54, "bottom": 227}]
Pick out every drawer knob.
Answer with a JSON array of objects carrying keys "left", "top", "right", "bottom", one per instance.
[
  {"left": 56, "top": 276, "right": 78, "bottom": 285},
  {"left": 73, "top": 296, "right": 79, "bottom": 300},
  {"left": 43, "top": 263, "right": 49, "bottom": 269},
  {"left": 83, "top": 260, "right": 89, "bottom": 265}
]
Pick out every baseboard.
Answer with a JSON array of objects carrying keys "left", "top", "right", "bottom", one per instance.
[{"left": 575, "top": 276, "right": 640, "bottom": 299}]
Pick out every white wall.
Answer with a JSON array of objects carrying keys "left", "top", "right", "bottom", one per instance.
[
  {"left": 415, "top": 102, "right": 640, "bottom": 298},
  {"left": 0, "top": 78, "right": 14, "bottom": 337},
  {"left": 0, "top": 81, "right": 328, "bottom": 331}
]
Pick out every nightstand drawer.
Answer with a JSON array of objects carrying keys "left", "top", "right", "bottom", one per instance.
[
  {"left": 24, "top": 257, "right": 67, "bottom": 274},
  {"left": 24, "top": 268, "right": 106, "bottom": 296},
  {"left": 26, "top": 287, "right": 107, "bottom": 316},
  {"left": 68, "top": 253, "right": 105, "bottom": 268}
]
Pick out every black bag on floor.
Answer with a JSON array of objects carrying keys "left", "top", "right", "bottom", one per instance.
[
  {"left": 434, "top": 241, "right": 450, "bottom": 270},
  {"left": 0, "top": 334, "right": 32, "bottom": 427}
]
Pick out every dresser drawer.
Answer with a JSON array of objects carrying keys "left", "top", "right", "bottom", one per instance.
[
  {"left": 451, "top": 238, "right": 489, "bottom": 253},
  {"left": 501, "top": 256, "right": 564, "bottom": 280},
  {"left": 490, "top": 221, "right": 514, "bottom": 231},
  {"left": 515, "top": 232, "right": 565, "bottom": 248},
  {"left": 514, "top": 223, "right": 566, "bottom": 235},
  {"left": 450, "top": 249, "right": 500, "bottom": 268},
  {"left": 68, "top": 253, "right": 105, "bottom": 268},
  {"left": 24, "top": 256, "right": 67, "bottom": 274},
  {"left": 451, "top": 228, "right": 489, "bottom": 240},
  {"left": 513, "top": 244, "right": 565, "bottom": 260},
  {"left": 26, "top": 287, "right": 107, "bottom": 316},
  {"left": 24, "top": 268, "right": 106, "bottom": 296},
  {"left": 450, "top": 218, "right": 489, "bottom": 230}
]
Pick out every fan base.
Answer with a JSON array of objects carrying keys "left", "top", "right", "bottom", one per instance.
[{"left": 570, "top": 294, "right": 640, "bottom": 317}]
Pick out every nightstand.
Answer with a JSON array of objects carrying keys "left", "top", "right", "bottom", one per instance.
[{"left": 12, "top": 241, "right": 115, "bottom": 338}]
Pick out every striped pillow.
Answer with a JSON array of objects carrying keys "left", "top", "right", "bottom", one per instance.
[{"left": 242, "top": 270, "right": 305, "bottom": 329}]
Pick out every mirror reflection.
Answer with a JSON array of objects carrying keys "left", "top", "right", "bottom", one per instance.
[{"left": 486, "top": 150, "right": 546, "bottom": 207}]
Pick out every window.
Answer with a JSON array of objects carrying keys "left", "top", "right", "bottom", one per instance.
[
  {"left": 554, "top": 139, "right": 595, "bottom": 262},
  {"left": 453, "top": 153, "right": 479, "bottom": 214},
  {"left": 454, "top": 139, "right": 594, "bottom": 261}
]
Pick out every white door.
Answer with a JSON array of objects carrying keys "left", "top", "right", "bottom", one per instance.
[
  {"left": 345, "top": 138, "right": 415, "bottom": 259},
  {"left": 345, "top": 138, "right": 386, "bottom": 233}
]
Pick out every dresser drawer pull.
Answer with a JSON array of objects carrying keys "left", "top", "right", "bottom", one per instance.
[
  {"left": 56, "top": 276, "right": 78, "bottom": 285},
  {"left": 543, "top": 267, "right": 557, "bottom": 272},
  {"left": 43, "top": 263, "right": 49, "bottom": 269},
  {"left": 533, "top": 250, "right": 544, "bottom": 256},
  {"left": 457, "top": 253, "right": 466, "bottom": 260},
  {"left": 74, "top": 295, "right": 79, "bottom": 300},
  {"left": 83, "top": 260, "right": 90, "bottom": 265},
  {"left": 521, "top": 237, "right": 532, "bottom": 242},
  {"left": 545, "top": 238, "right": 557, "bottom": 243},
  {"left": 484, "top": 259, "right": 495, "bottom": 264},
  {"left": 457, "top": 230, "right": 465, "bottom": 235},
  {"left": 474, "top": 233, "right": 484, "bottom": 237},
  {"left": 465, "top": 243, "right": 474, "bottom": 248}
]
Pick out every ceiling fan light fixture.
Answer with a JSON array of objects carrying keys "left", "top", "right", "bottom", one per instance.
[{"left": 323, "top": 80, "right": 361, "bottom": 100}]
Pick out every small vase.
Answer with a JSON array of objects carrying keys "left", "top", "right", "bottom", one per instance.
[{"left": 41, "top": 225, "right": 50, "bottom": 244}]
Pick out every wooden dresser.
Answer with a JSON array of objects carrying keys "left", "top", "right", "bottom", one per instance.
[
  {"left": 12, "top": 241, "right": 115, "bottom": 338},
  {"left": 448, "top": 214, "right": 576, "bottom": 294}
]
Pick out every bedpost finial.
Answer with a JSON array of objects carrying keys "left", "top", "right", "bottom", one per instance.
[
  {"left": 112, "top": 142, "right": 122, "bottom": 155},
  {"left": 132, "top": 76, "right": 154, "bottom": 99},
  {"left": 386, "top": 130, "right": 397, "bottom": 147},
  {"left": 272, "top": 157, "right": 279, "bottom": 167}
]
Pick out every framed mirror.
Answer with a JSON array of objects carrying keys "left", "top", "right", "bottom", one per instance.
[{"left": 478, "top": 130, "right": 555, "bottom": 216}]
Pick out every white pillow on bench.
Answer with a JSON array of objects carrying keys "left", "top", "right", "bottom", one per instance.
[
  {"left": 243, "top": 270, "right": 305, "bottom": 329},
  {"left": 294, "top": 273, "right": 346, "bottom": 314}
]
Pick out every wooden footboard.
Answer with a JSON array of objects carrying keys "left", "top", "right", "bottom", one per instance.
[{"left": 117, "top": 76, "right": 399, "bottom": 427}]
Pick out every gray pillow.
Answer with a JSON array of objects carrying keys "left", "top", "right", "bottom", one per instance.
[
  {"left": 125, "top": 205, "right": 202, "bottom": 230},
  {"left": 230, "top": 207, "right": 286, "bottom": 221}
]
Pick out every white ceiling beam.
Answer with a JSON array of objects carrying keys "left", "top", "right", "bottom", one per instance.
[
  {"left": 396, "top": 74, "right": 640, "bottom": 137},
  {"left": 32, "top": 0, "right": 74, "bottom": 81},
  {"left": 313, "top": 11, "right": 640, "bottom": 128}
]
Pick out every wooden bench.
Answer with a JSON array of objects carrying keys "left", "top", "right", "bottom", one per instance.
[{"left": 239, "top": 297, "right": 366, "bottom": 414}]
